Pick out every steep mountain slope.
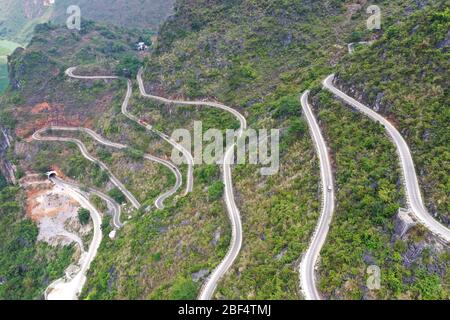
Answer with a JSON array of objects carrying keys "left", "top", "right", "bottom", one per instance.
[
  {"left": 0, "top": 23, "right": 145, "bottom": 299},
  {"left": 0, "top": 0, "right": 174, "bottom": 93},
  {"left": 0, "top": 21, "right": 234, "bottom": 300},
  {"left": 0, "top": 40, "right": 20, "bottom": 92},
  {"left": 310, "top": 90, "right": 449, "bottom": 299},
  {"left": 307, "top": 4, "right": 450, "bottom": 299},
  {"left": 0, "top": 0, "right": 448, "bottom": 300},
  {"left": 0, "top": 0, "right": 174, "bottom": 45},
  {"left": 0, "top": 0, "right": 49, "bottom": 93},
  {"left": 5, "top": 21, "right": 142, "bottom": 131},
  {"left": 51, "top": 0, "right": 174, "bottom": 31},
  {"left": 84, "top": 0, "right": 449, "bottom": 300},
  {"left": 334, "top": 4, "right": 449, "bottom": 225},
  {"left": 0, "top": 184, "right": 75, "bottom": 299},
  {"left": 0, "top": 0, "right": 52, "bottom": 45}
]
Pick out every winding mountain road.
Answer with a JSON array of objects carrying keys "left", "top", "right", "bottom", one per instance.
[
  {"left": 37, "top": 126, "right": 182, "bottom": 210},
  {"left": 324, "top": 75, "right": 450, "bottom": 243},
  {"left": 32, "top": 128, "right": 141, "bottom": 210},
  {"left": 66, "top": 67, "right": 191, "bottom": 197},
  {"left": 137, "top": 68, "right": 247, "bottom": 132},
  {"left": 65, "top": 67, "right": 118, "bottom": 80},
  {"left": 137, "top": 68, "right": 247, "bottom": 300},
  {"left": 198, "top": 134, "right": 244, "bottom": 300},
  {"left": 45, "top": 176, "right": 102, "bottom": 300},
  {"left": 66, "top": 66, "right": 247, "bottom": 300},
  {"left": 299, "top": 91, "right": 335, "bottom": 300},
  {"left": 128, "top": 75, "right": 194, "bottom": 195}
]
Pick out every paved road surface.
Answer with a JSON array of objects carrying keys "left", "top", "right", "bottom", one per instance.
[
  {"left": 39, "top": 126, "right": 181, "bottom": 210},
  {"left": 324, "top": 75, "right": 450, "bottom": 243},
  {"left": 68, "top": 66, "right": 247, "bottom": 300},
  {"left": 65, "top": 67, "right": 118, "bottom": 80},
  {"left": 45, "top": 177, "right": 102, "bottom": 300},
  {"left": 32, "top": 128, "right": 141, "bottom": 209},
  {"left": 299, "top": 91, "right": 335, "bottom": 300},
  {"left": 53, "top": 176, "right": 123, "bottom": 229},
  {"left": 66, "top": 67, "right": 191, "bottom": 197},
  {"left": 137, "top": 68, "right": 247, "bottom": 131},
  {"left": 119, "top": 78, "right": 192, "bottom": 196},
  {"left": 137, "top": 68, "right": 247, "bottom": 300}
]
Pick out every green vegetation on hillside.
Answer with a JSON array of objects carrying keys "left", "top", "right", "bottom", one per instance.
[
  {"left": 0, "top": 186, "right": 75, "bottom": 299},
  {"left": 312, "top": 91, "right": 449, "bottom": 300},
  {"left": 0, "top": 39, "right": 20, "bottom": 92},
  {"left": 1, "top": 0, "right": 448, "bottom": 300},
  {"left": 140, "top": 0, "right": 445, "bottom": 300},
  {"left": 78, "top": 208, "right": 91, "bottom": 226},
  {"left": 108, "top": 188, "right": 126, "bottom": 205},
  {"left": 0, "top": 0, "right": 53, "bottom": 45},
  {"left": 335, "top": 4, "right": 450, "bottom": 224},
  {"left": 81, "top": 164, "right": 230, "bottom": 300}
]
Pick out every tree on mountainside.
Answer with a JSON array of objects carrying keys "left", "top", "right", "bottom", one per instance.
[
  {"left": 116, "top": 54, "right": 141, "bottom": 78},
  {"left": 78, "top": 208, "right": 91, "bottom": 225},
  {"left": 108, "top": 187, "right": 126, "bottom": 204},
  {"left": 208, "top": 181, "right": 224, "bottom": 201}
]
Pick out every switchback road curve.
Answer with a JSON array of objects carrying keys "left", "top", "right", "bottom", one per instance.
[
  {"left": 324, "top": 75, "right": 450, "bottom": 243},
  {"left": 32, "top": 128, "right": 141, "bottom": 209},
  {"left": 137, "top": 68, "right": 247, "bottom": 300},
  {"left": 67, "top": 66, "right": 247, "bottom": 300},
  {"left": 66, "top": 67, "right": 193, "bottom": 196},
  {"left": 45, "top": 176, "right": 102, "bottom": 300},
  {"left": 37, "top": 126, "right": 182, "bottom": 210}
]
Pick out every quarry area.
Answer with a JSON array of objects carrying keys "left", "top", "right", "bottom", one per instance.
[{"left": 22, "top": 174, "right": 91, "bottom": 251}]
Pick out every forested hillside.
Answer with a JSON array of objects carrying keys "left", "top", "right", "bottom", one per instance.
[
  {"left": 0, "top": 0, "right": 448, "bottom": 300},
  {"left": 81, "top": 0, "right": 450, "bottom": 300},
  {"left": 0, "top": 185, "right": 74, "bottom": 299},
  {"left": 334, "top": 4, "right": 450, "bottom": 225},
  {"left": 311, "top": 90, "right": 449, "bottom": 299},
  {"left": 0, "top": 19, "right": 233, "bottom": 300},
  {"left": 131, "top": 0, "right": 449, "bottom": 299},
  {"left": 309, "top": 2, "right": 450, "bottom": 299}
]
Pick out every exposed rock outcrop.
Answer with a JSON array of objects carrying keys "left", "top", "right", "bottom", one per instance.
[
  {"left": 0, "top": 126, "right": 17, "bottom": 184},
  {"left": 394, "top": 208, "right": 417, "bottom": 239}
]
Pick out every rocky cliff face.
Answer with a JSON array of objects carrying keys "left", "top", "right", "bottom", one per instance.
[{"left": 0, "top": 125, "right": 16, "bottom": 184}]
